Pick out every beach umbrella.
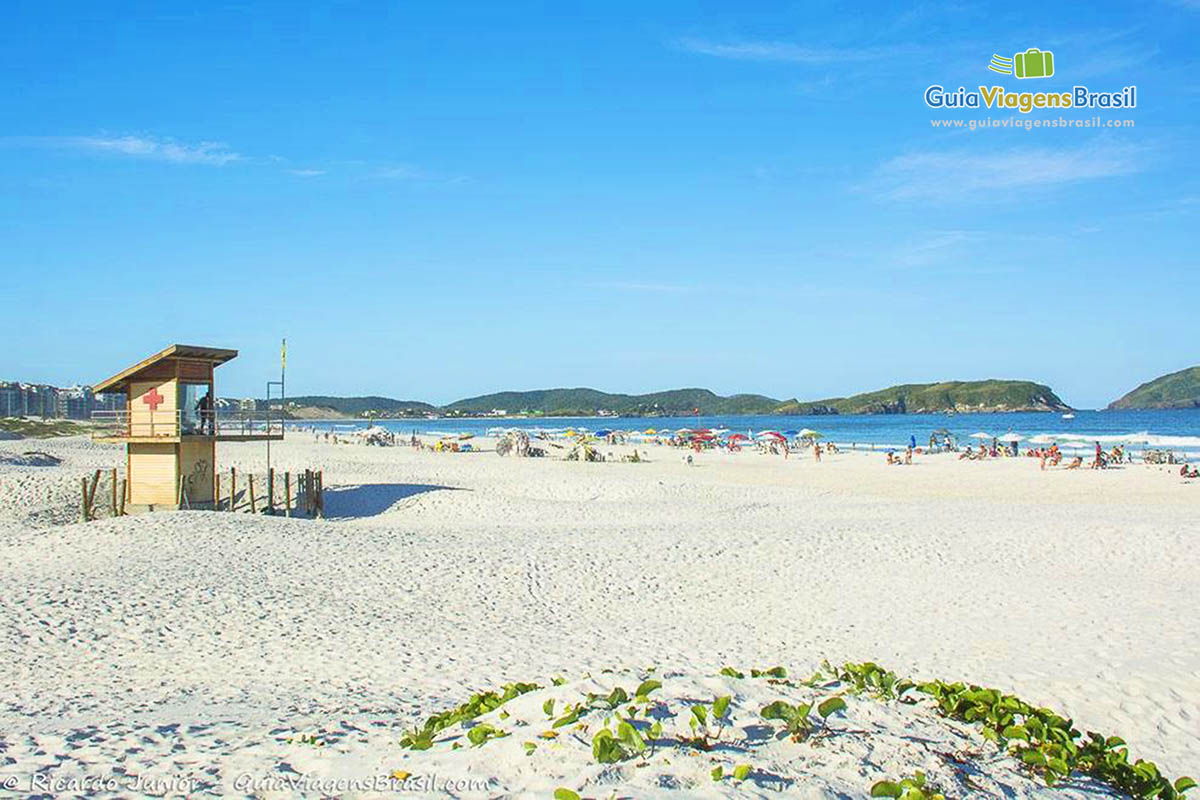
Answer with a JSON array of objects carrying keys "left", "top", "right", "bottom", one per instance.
[
  {"left": 969, "top": 432, "right": 991, "bottom": 440},
  {"left": 594, "top": 429, "right": 613, "bottom": 437},
  {"left": 757, "top": 431, "right": 786, "bottom": 441},
  {"left": 458, "top": 433, "right": 475, "bottom": 440},
  {"left": 783, "top": 430, "right": 799, "bottom": 437},
  {"left": 645, "top": 428, "right": 657, "bottom": 434},
  {"left": 727, "top": 433, "right": 749, "bottom": 441},
  {"left": 798, "top": 428, "right": 823, "bottom": 438},
  {"left": 1029, "top": 434, "right": 1057, "bottom": 444},
  {"left": 1000, "top": 432, "right": 1024, "bottom": 442}
]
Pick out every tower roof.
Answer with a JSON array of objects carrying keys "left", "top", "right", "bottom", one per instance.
[{"left": 93, "top": 344, "right": 238, "bottom": 394}]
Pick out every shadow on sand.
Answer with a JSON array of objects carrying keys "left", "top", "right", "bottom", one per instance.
[{"left": 321, "top": 483, "right": 462, "bottom": 519}]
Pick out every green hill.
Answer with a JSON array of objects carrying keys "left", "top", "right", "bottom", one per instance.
[
  {"left": 280, "top": 395, "right": 436, "bottom": 418},
  {"left": 443, "top": 388, "right": 786, "bottom": 416},
  {"left": 778, "top": 380, "right": 1069, "bottom": 415},
  {"left": 1107, "top": 366, "right": 1200, "bottom": 410},
  {"left": 267, "top": 379, "right": 1070, "bottom": 419}
]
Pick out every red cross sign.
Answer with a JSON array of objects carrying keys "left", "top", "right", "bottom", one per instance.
[{"left": 142, "top": 387, "right": 164, "bottom": 411}]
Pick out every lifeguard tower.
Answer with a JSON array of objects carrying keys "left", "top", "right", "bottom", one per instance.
[{"left": 92, "top": 344, "right": 283, "bottom": 510}]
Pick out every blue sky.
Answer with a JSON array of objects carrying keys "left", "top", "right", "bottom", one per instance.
[{"left": 3, "top": 1, "right": 1197, "bottom": 408}]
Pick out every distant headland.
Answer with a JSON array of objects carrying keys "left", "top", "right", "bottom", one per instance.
[{"left": 274, "top": 379, "right": 1071, "bottom": 420}]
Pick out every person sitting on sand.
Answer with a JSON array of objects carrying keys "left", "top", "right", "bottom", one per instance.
[
  {"left": 886, "top": 450, "right": 895, "bottom": 465},
  {"left": 1066, "top": 456, "right": 1083, "bottom": 470},
  {"left": 904, "top": 445, "right": 912, "bottom": 465},
  {"left": 1180, "top": 464, "right": 1199, "bottom": 479},
  {"left": 959, "top": 445, "right": 973, "bottom": 460}
]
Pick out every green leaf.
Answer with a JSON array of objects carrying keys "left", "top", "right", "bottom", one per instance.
[
  {"left": 720, "top": 667, "right": 745, "bottom": 679},
  {"left": 713, "top": 695, "right": 731, "bottom": 719},
  {"left": 552, "top": 676, "right": 566, "bottom": 686},
  {"left": 711, "top": 766, "right": 723, "bottom": 781},
  {"left": 818, "top": 697, "right": 847, "bottom": 718},
  {"left": 523, "top": 741, "right": 536, "bottom": 755},
  {"left": 732, "top": 764, "right": 751, "bottom": 781},
  {"left": 691, "top": 705, "right": 708, "bottom": 725},
  {"left": 635, "top": 679, "right": 662, "bottom": 698},
  {"left": 616, "top": 721, "right": 646, "bottom": 754},
  {"left": 543, "top": 699, "right": 555, "bottom": 717},
  {"left": 553, "top": 707, "right": 583, "bottom": 728},
  {"left": 1175, "top": 777, "right": 1197, "bottom": 792},
  {"left": 871, "top": 781, "right": 903, "bottom": 797},
  {"left": 760, "top": 701, "right": 792, "bottom": 721},
  {"left": 554, "top": 790, "right": 580, "bottom": 800}
]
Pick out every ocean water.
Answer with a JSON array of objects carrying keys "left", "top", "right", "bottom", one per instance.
[{"left": 295, "top": 409, "right": 1200, "bottom": 457}]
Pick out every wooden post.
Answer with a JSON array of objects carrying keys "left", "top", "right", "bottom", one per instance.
[
  {"left": 81, "top": 477, "right": 90, "bottom": 522},
  {"left": 284, "top": 472, "right": 291, "bottom": 517},
  {"left": 118, "top": 479, "right": 127, "bottom": 516},
  {"left": 215, "top": 472, "right": 221, "bottom": 511},
  {"left": 87, "top": 470, "right": 100, "bottom": 517},
  {"left": 249, "top": 474, "right": 257, "bottom": 514},
  {"left": 316, "top": 470, "right": 324, "bottom": 518},
  {"left": 230, "top": 467, "right": 237, "bottom": 512},
  {"left": 111, "top": 468, "right": 118, "bottom": 517},
  {"left": 267, "top": 468, "right": 275, "bottom": 514}
]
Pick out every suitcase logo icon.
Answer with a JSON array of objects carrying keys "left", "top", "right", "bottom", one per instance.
[{"left": 988, "top": 48, "right": 1055, "bottom": 79}]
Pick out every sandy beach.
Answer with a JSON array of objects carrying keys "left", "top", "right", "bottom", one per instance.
[{"left": 0, "top": 433, "right": 1196, "bottom": 797}]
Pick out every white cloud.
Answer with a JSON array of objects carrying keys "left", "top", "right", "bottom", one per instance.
[
  {"left": 374, "top": 164, "right": 429, "bottom": 180},
  {"left": 893, "top": 229, "right": 976, "bottom": 267},
  {"left": 868, "top": 140, "right": 1145, "bottom": 201},
  {"left": 677, "top": 37, "right": 903, "bottom": 64},
  {"left": 286, "top": 168, "right": 326, "bottom": 177},
  {"left": 57, "top": 135, "right": 242, "bottom": 165}
]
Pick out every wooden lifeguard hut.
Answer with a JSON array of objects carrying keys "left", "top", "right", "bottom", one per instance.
[{"left": 92, "top": 344, "right": 283, "bottom": 510}]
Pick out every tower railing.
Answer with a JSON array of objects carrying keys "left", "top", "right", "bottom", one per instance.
[{"left": 91, "top": 408, "right": 283, "bottom": 439}]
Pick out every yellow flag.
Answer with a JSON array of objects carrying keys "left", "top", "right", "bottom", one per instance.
[{"left": 281, "top": 338, "right": 287, "bottom": 369}]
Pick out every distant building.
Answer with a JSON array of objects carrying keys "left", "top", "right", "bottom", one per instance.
[
  {"left": 0, "top": 382, "right": 20, "bottom": 417},
  {"left": 57, "top": 385, "right": 94, "bottom": 420},
  {"left": 0, "top": 380, "right": 124, "bottom": 419}
]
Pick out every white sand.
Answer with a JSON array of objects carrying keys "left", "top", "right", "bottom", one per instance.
[{"left": 0, "top": 433, "right": 1196, "bottom": 797}]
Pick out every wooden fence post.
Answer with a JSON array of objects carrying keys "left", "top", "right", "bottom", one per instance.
[
  {"left": 111, "top": 468, "right": 118, "bottom": 517},
  {"left": 118, "top": 479, "right": 127, "bottom": 516},
  {"left": 284, "top": 472, "right": 291, "bottom": 517},
  {"left": 215, "top": 472, "right": 221, "bottom": 511},
  {"left": 81, "top": 477, "right": 90, "bottom": 522},
  {"left": 267, "top": 468, "right": 275, "bottom": 514},
  {"left": 87, "top": 470, "right": 100, "bottom": 517},
  {"left": 249, "top": 474, "right": 257, "bottom": 514},
  {"left": 316, "top": 470, "right": 324, "bottom": 518},
  {"left": 230, "top": 467, "right": 237, "bottom": 512}
]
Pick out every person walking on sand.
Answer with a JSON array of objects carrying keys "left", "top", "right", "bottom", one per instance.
[{"left": 813, "top": 442, "right": 821, "bottom": 463}]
